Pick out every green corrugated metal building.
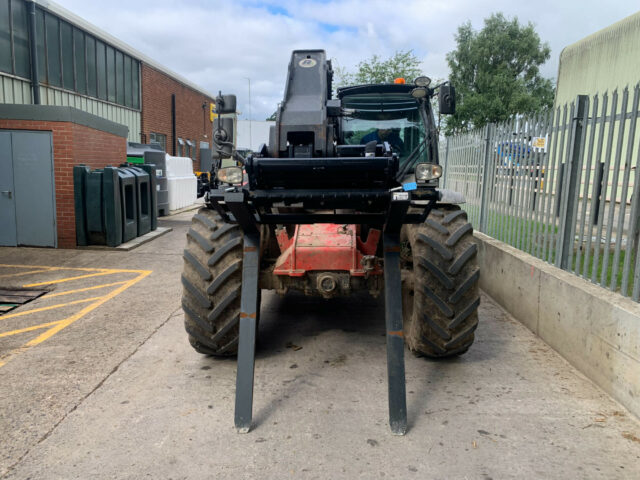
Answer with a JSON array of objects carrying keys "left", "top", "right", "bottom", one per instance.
[{"left": 555, "top": 11, "right": 640, "bottom": 106}]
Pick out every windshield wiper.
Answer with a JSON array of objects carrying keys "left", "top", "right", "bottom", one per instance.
[{"left": 395, "top": 136, "right": 428, "bottom": 182}]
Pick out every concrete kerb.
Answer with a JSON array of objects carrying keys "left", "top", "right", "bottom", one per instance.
[
  {"left": 78, "top": 226, "right": 172, "bottom": 251},
  {"left": 475, "top": 231, "right": 640, "bottom": 419}
]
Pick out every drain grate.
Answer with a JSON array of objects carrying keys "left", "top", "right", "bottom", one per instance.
[{"left": 0, "top": 288, "right": 48, "bottom": 314}]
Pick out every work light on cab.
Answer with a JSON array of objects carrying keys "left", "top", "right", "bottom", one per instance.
[
  {"left": 415, "top": 163, "right": 442, "bottom": 181},
  {"left": 414, "top": 76, "right": 431, "bottom": 87}
]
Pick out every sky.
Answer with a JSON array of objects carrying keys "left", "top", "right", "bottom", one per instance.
[{"left": 53, "top": 0, "right": 639, "bottom": 121}]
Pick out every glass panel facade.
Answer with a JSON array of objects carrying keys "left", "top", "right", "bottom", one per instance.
[
  {"left": 124, "top": 55, "right": 131, "bottom": 107},
  {"left": 132, "top": 61, "right": 139, "bottom": 109},
  {"left": 0, "top": 2, "right": 141, "bottom": 109},
  {"left": 35, "top": 8, "right": 45, "bottom": 82},
  {"left": 12, "top": 0, "right": 30, "bottom": 78},
  {"left": 60, "top": 20, "right": 73, "bottom": 90},
  {"left": 96, "top": 40, "right": 106, "bottom": 100},
  {"left": 106, "top": 45, "right": 115, "bottom": 103},
  {"left": 44, "top": 12, "right": 61, "bottom": 87},
  {"left": 0, "top": 0, "right": 11, "bottom": 73},
  {"left": 73, "top": 28, "right": 85, "bottom": 94},
  {"left": 85, "top": 35, "right": 96, "bottom": 97},
  {"left": 115, "top": 50, "right": 124, "bottom": 105}
]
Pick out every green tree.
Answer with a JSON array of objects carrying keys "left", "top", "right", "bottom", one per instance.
[
  {"left": 446, "top": 13, "right": 555, "bottom": 133},
  {"left": 336, "top": 50, "right": 423, "bottom": 86}
]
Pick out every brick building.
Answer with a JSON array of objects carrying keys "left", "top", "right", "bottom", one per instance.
[
  {"left": 0, "top": 0, "right": 217, "bottom": 166},
  {"left": 1, "top": 0, "right": 218, "bottom": 248},
  {"left": 141, "top": 64, "right": 213, "bottom": 172},
  {"left": 0, "top": 105, "right": 127, "bottom": 248}
]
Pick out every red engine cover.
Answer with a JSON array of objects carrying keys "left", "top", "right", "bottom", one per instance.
[{"left": 273, "top": 224, "right": 381, "bottom": 277}]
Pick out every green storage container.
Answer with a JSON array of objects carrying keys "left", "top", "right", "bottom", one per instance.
[
  {"left": 138, "top": 163, "right": 158, "bottom": 231},
  {"left": 117, "top": 168, "right": 138, "bottom": 243},
  {"left": 73, "top": 165, "right": 123, "bottom": 247},
  {"left": 120, "top": 166, "right": 151, "bottom": 237}
]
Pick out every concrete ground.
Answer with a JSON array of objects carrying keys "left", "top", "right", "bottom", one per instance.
[{"left": 1, "top": 211, "right": 639, "bottom": 479}]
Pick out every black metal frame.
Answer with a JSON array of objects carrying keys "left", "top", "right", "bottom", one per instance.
[{"left": 210, "top": 182, "right": 436, "bottom": 435}]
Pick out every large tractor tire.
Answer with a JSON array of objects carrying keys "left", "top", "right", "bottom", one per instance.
[
  {"left": 182, "top": 207, "right": 245, "bottom": 356},
  {"left": 402, "top": 205, "right": 480, "bottom": 358}
]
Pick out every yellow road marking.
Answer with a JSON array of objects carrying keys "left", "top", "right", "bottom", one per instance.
[
  {"left": 0, "top": 297, "right": 104, "bottom": 320},
  {"left": 0, "top": 321, "right": 63, "bottom": 338},
  {"left": 0, "top": 270, "right": 151, "bottom": 367},
  {"left": 0, "top": 264, "right": 99, "bottom": 272},
  {"left": 0, "top": 268, "right": 54, "bottom": 278},
  {"left": 23, "top": 271, "right": 129, "bottom": 287},
  {"left": 0, "top": 263, "right": 149, "bottom": 274},
  {"left": 46, "top": 281, "right": 128, "bottom": 298}
]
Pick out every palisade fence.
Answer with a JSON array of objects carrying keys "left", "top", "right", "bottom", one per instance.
[{"left": 439, "top": 84, "right": 640, "bottom": 301}]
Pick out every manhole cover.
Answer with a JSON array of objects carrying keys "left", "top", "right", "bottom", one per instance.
[{"left": 0, "top": 288, "right": 48, "bottom": 314}]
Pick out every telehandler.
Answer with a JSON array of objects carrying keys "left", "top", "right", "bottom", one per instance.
[{"left": 182, "top": 50, "right": 479, "bottom": 434}]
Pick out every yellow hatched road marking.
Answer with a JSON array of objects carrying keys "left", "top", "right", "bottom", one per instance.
[
  {"left": 46, "top": 281, "right": 128, "bottom": 298},
  {"left": 0, "top": 297, "right": 104, "bottom": 320},
  {"left": 0, "top": 321, "right": 63, "bottom": 338},
  {"left": 0, "top": 264, "right": 101, "bottom": 272},
  {"left": 0, "top": 264, "right": 150, "bottom": 274},
  {"left": 0, "top": 268, "right": 54, "bottom": 278},
  {"left": 0, "top": 269, "right": 152, "bottom": 368},
  {"left": 22, "top": 271, "right": 131, "bottom": 287}
]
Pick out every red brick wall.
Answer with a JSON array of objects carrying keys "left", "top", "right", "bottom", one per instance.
[
  {"left": 140, "top": 64, "right": 215, "bottom": 171},
  {"left": 0, "top": 120, "right": 126, "bottom": 249}
]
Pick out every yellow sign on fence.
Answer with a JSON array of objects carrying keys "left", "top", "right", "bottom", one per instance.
[{"left": 532, "top": 136, "right": 547, "bottom": 149}]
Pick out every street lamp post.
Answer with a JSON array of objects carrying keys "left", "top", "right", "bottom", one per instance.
[{"left": 244, "top": 77, "right": 252, "bottom": 150}]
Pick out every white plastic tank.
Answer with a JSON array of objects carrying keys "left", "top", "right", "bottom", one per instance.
[{"left": 165, "top": 154, "right": 197, "bottom": 211}]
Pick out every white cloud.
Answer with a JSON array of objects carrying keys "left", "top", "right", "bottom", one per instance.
[{"left": 53, "top": 0, "right": 638, "bottom": 123}]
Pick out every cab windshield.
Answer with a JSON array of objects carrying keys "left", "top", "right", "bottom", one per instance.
[{"left": 341, "top": 93, "right": 429, "bottom": 167}]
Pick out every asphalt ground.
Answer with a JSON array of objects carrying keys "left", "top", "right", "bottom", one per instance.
[{"left": 0, "top": 210, "right": 639, "bottom": 479}]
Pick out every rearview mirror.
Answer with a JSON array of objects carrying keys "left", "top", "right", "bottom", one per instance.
[
  {"left": 438, "top": 85, "right": 456, "bottom": 115},
  {"left": 215, "top": 94, "right": 236, "bottom": 114}
]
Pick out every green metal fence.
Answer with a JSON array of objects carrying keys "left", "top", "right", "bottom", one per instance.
[{"left": 440, "top": 84, "right": 640, "bottom": 300}]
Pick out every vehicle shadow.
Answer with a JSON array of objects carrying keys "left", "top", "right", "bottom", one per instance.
[
  {"left": 256, "top": 290, "right": 386, "bottom": 354},
  {"left": 214, "top": 290, "right": 503, "bottom": 430}
]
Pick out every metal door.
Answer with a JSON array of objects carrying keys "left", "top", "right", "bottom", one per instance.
[
  {"left": 12, "top": 131, "right": 56, "bottom": 247},
  {"left": 0, "top": 132, "right": 17, "bottom": 246}
]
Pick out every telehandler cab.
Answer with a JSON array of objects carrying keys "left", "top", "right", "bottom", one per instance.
[{"left": 182, "top": 50, "right": 479, "bottom": 434}]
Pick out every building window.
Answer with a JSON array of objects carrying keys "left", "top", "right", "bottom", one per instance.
[
  {"left": 187, "top": 140, "right": 196, "bottom": 160},
  {"left": 105, "top": 46, "right": 115, "bottom": 103},
  {"left": 95, "top": 40, "right": 106, "bottom": 100},
  {"left": 124, "top": 55, "right": 132, "bottom": 107},
  {"left": 149, "top": 132, "right": 167, "bottom": 152},
  {"left": 60, "top": 21, "right": 74, "bottom": 90},
  {"left": 0, "top": 0, "right": 11, "bottom": 73},
  {"left": 12, "top": 0, "right": 30, "bottom": 78},
  {"left": 73, "top": 28, "right": 86, "bottom": 94},
  {"left": 44, "top": 12, "right": 61, "bottom": 87},
  {"left": 178, "top": 137, "right": 185, "bottom": 157},
  {"left": 85, "top": 35, "right": 96, "bottom": 97},
  {"left": 0, "top": 0, "right": 30, "bottom": 78}
]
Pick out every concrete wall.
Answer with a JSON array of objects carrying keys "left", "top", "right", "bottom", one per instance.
[{"left": 475, "top": 232, "right": 640, "bottom": 418}]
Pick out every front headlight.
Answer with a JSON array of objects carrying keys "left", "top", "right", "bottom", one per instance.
[
  {"left": 415, "top": 163, "right": 442, "bottom": 182},
  {"left": 217, "top": 166, "right": 243, "bottom": 184}
]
